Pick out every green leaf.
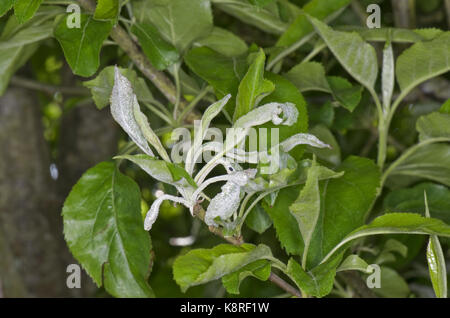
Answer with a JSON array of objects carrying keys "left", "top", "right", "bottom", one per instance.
[
  {"left": 307, "top": 156, "right": 381, "bottom": 267},
  {"left": 0, "top": 0, "right": 14, "bottom": 17},
  {"left": 221, "top": 259, "right": 271, "bottom": 294},
  {"left": 322, "top": 213, "right": 450, "bottom": 264},
  {"left": 387, "top": 143, "right": 450, "bottom": 187},
  {"left": 195, "top": 27, "right": 248, "bottom": 57},
  {"left": 396, "top": 32, "right": 450, "bottom": 95},
  {"left": 94, "top": 0, "right": 120, "bottom": 22},
  {"left": 116, "top": 154, "right": 197, "bottom": 189},
  {"left": 425, "top": 192, "right": 447, "bottom": 298},
  {"left": 309, "top": 16, "right": 378, "bottom": 90},
  {"left": 131, "top": 22, "right": 179, "bottom": 71},
  {"left": 234, "top": 49, "right": 275, "bottom": 122},
  {"left": 416, "top": 112, "right": 450, "bottom": 141},
  {"left": 427, "top": 235, "right": 447, "bottom": 298},
  {"left": 276, "top": 0, "right": 350, "bottom": 49},
  {"left": 350, "top": 27, "right": 443, "bottom": 43},
  {"left": 83, "top": 66, "right": 154, "bottom": 109},
  {"left": 245, "top": 203, "right": 272, "bottom": 234},
  {"left": 289, "top": 163, "right": 343, "bottom": 266},
  {"left": 62, "top": 162, "right": 154, "bottom": 297},
  {"left": 337, "top": 255, "right": 371, "bottom": 273},
  {"left": 173, "top": 244, "right": 273, "bottom": 292},
  {"left": 212, "top": 0, "right": 288, "bottom": 35},
  {"left": 248, "top": 0, "right": 274, "bottom": 7},
  {"left": 184, "top": 46, "right": 247, "bottom": 116},
  {"left": 134, "top": 0, "right": 213, "bottom": 52},
  {"left": 54, "top": 14, "right": 113, "bottom": 77},
  {"left": 286, "top": 254, "right": 343, "bottom": 297},
  {"left": 285, "top": 62, "right": 362, "bottom": 112},
  {"left": 14, "top": 0, "right": 43, "bottom": 23},
  {"left": 384, "top": 182, "right": 450, "bottom": 224}
]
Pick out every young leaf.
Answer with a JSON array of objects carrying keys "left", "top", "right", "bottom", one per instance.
[
  {"left": 286, "top": 254, "right": 343, "bottom": 298},
  {"left": 84, "top": 66, "right": 154, "bottom": 109},
  {"left": 173, "top": 244, "right": 273, "bottom": 292},
  {"left": 0, "top": 0, "right": 13, "bottom": 17},
  {"left": 134, "top": 0, "right": 213, "bottom": 52},
  {"left": 289, "top": 163, "right": 343, "bottom": 267},
  {"left": 186, "top": 94, "right": 231, "bottom": 174},
  {"left": 308, "top": 16, "right": 378, "bottom": 90},
  {"left": 195, "top": 27, "right": 248, "bottom": 57},
  {"left": 382, "top": 42, "right": 395, "bottom": 111},
  {"left": 131, "top": 22, "right": 180, "bottom": 71},
  {"left": 306, "top": 125, "right": 341, "bottom": 166},
  {"left": 234, "top": 49, "right": 275, "bottom": 122},
  {"left": 110, "top": 67, "right": 155, "bottom": 156},
  {"left": 14, "top": 0, "right": 43, "bottom": 24},
  {"left": 396, "top": 32, "right": 450, "bottom": 95},
  {"left": 54, "top": 14, "right": 114, "bottom": 77},
  {"left": 62, "top": 162, "right": 154, "bottom": 297},
  {"left": 322, "top": 213, "right": 450, "bottom": 264},
  {"left": 425, "top": 192, "right": 447, "bottom": 298},
  {"left": 221, "top": 259, "right": 271, "bottom": 294},
  {"left": 337, "top": 255, "right": 371, "bottom": 273},
  {"left": 374, "top": 266, "right": 410, "bottom": 298},
  {"left": 94, "top": 0, "right": 120, "bottom": 22}
]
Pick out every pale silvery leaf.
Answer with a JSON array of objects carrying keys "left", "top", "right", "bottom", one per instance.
[
  {"left": 132, "top": 96, "right": 171, "bottom": 162},
  {"left": 281, "top": 133, "right": 331, "bottom": 151},
  {"left": 144, "top": 194, "right": 191, "bottom": 230},
  {"left": 382, "top": 42, "right": 394, "bottom": 112},
  {"left": 424, "top": 192, "right": 447, "bottom": 298},
  {"left": 195, "top": 102, "right": 299, "bottom": 184},
  {"left": 205, "top": 169, "right": 257, "bottom": 227},
  {"left": 186, "top": 94, "right": 231, "bottom": 174},
  {"left": 111, "top": 66, "right": 154, "bottom": 156}
]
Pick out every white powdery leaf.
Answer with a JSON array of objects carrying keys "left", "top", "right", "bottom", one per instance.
[
  {"left": 144, "top": 194, "right": 191, "bottom": 231},
  {"left": 281, "top": 133, "right": 331, "bottom": 152},
  {"left": 110, "top": 66, "right": 154, "bottom": 156}
]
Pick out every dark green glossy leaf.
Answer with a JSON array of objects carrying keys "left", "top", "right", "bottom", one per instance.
[
  {"left": 54, "top": 14, "right": 113, "bottom": 77},
  {"left": 62, "top": 162, "right": 154, "bottom": 297},
  {"left": 131, "top": 22, "right": 179, "bottom": 71}
]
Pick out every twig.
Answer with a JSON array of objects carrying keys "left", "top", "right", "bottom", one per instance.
[
  {"left": 10, "top": 76, "right": 89, "bottom": 96},
  {"left": 269, "top": 273, "right": 302, "bottom": 298}
]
